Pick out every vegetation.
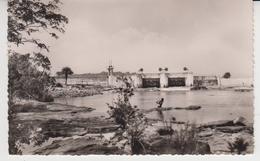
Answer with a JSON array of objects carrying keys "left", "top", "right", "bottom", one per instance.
[
  {"left": 8, "top": 0, "right": 68, "bottom": 102},
  {"left": 138, "top": 68, "right": 144, "bottom": 72},
  {"left": 8, "top": 0, "right": 68, "bottom": 154},
  {"left": 107, "top": 78, "right": 148, "bottom": 154},
  {"left": 223, "top": 72, "right": 231, "bottom": 79},
  {"left": 171, "top": 123, "right": 200, "bottom": 154},
  {"left": 157, "top": 120, "right": 174, "bottom": 136},
  {"left": 56, "top": 67, "right": 74, "bottom": 85},
  {"left": 8, "top": 0, "right": 68, "bottom": 48},
  {"left": 8, "top": 52, "right": 55, "bottom": 102},
  {"left": 227, "top": 137, "right": 249, "bottom": 154},
  {"left": 183, "top": 67, "right": 188, "bottom": 71}
]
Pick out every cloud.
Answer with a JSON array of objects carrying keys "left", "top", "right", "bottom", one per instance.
[{"left": 49, "top": 0, "right": 253, "bottom": 77}]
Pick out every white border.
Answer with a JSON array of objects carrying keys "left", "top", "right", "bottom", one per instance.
[{"left": 0, "top": 1, "right": 259, "bottom": 161}]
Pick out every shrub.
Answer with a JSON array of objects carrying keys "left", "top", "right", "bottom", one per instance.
[
  {"left": 171, "top": 123, "right": 201, "bottom": 154},
  {"left": 37, "top": 94, "right": 54, "bottom": 102},
  {"left": 227, "top": 137, "right": 249, "bottom": 154},
  {"left": 55, "top": 83, "right": 63, "bottom": 87},
  {"left": 107, "top": 77, "right": 147, "bottom": 154},
  {"left": 157, "top": 121, "right": 174, "bottom": 136}
]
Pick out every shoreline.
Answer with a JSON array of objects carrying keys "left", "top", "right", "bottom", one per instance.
[{"left": 9, "top": 100, "right": 254, "bottom": 155}]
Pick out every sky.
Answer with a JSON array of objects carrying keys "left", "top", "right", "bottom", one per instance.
[{"left": 46, "top": 0, "right": 253, "bottom": 77}]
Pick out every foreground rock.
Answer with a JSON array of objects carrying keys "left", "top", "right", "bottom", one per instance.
[
  {"left": 10, "top": 101, "right": 254, "bottom": 155},
  {"left": 33, "top": 136, "right": 123, "bottom": 155}
]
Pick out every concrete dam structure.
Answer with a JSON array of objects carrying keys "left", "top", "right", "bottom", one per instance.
[{"left": 107, "top": 65, "right": 194, "bottom": 89}]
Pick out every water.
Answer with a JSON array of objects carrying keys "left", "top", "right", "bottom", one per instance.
[{"left": 54, "top": 90, "right": 254, "bottom": 124}]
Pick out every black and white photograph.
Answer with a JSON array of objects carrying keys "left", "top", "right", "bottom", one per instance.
[{"left": 3, "top": 0, "right": 256, "bottom": 155}]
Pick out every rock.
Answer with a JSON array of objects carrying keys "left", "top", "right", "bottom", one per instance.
[
  {"left": 174, "top": 105, "right": 201, "bottom": 110},
  {"left": 142, "top": 107, "right": 174, "bottom": 113},
  {"left": 157, "top": 128, "right": 174, "bottom": 136},
  {"left": 199, "top": 120, "right": 235, "bottom": 128},
  {"left": 198, "top": 131, "right": 214, "bottom": 137},
  {"left": 195, "top": 141, "right": 212, "bottom": 154},
  {"left": 216, "top": 126, "right": 247, "bottom": 133},
  {"left": 33, "top": 136, "right": 123, "bottom": 155},
  {"left": 146, "top": 136, "right": 211, "bottom": 154},
  {"left": 233, "top": 116, "right": 248, "bottom": 126}
]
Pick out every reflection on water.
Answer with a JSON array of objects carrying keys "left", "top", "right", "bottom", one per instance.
[{"left": 54, "top": 90, "right": 254, "bottom": 124}]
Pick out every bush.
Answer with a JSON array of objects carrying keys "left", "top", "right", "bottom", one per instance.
[
  {"left": 171, "top": 123, "right": 202, "bottom": 154},
  {"left": 107, "top": 77, "right": 147, "bottom": 154},
  {"left": 157, "top": 121, "right": 174, "bottom": 136},
  {"left": 37, "top": 94, "right": 54, "bottom": 102},
  {"left": 227, "top": 137, "right": 249, "bottom": 154},
  {"left": 55, "top": 83, "right": 63, "bottom": 87}
]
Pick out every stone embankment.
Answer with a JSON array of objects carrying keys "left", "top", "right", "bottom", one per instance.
[{"left": 48, "top": 85, "right": 107, "bottom": 98}]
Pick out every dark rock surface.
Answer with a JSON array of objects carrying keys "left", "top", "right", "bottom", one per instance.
[{"left": 174, "top": 105, "right": 201, "bottom": 110}]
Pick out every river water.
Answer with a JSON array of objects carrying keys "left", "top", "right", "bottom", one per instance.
[{"left": 54, "top": 90, "right": 254, "bottom": 124}]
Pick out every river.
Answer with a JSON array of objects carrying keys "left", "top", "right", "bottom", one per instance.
[{"left": 54, "top": 89, "right": 254, "bottom": 124}]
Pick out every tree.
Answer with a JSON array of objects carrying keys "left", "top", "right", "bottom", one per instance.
[
  {"left": 8, "top": 0, "right": 68, "bottom": 154},
  {"left": 164, "top": 67, "right": 168, "bottom": 71},
  {"left": 183, "top": 67, "right": 188, "bottom": 71},
  {"left": 59, "top": 67, "right": 73, "bottom": 85},
  {"left": 138, "top": 68, "right": 143, "bottom": 72},
  {"left": 8, "top": 52, "right": 54, "bottom": 101},
  {"left": 8, "top": 0, "right": 68, "bottom": 100},
  {"left": 159, "top": 67, "right": 162, "bottom": 72},
  {"left": 8, "top": 0, "right": 68, "bottom": 50},
  {"left": 223, "top": 72, "right": 231, "bottom": 79}
]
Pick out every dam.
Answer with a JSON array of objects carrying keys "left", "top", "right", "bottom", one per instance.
[{"left": 107, "top": 65, "right": 194, "bottom": 89}]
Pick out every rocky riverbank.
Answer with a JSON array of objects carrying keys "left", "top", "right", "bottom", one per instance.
[
  {"left": 48, "top": 84, "right": 108, "bottom": 98},
  {"left": 9, "top": 101, "right": 254, "bottom": 155}
]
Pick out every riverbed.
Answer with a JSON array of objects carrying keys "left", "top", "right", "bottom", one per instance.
[{"left": 54, "top": 89, "right": 254, "bottom": 124}]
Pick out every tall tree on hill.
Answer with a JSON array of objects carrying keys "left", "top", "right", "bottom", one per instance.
[{"left": 60, "top": 67, "right": 73, "bottom": 85}]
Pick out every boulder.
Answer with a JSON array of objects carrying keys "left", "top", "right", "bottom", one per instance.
[
  {"left": 215, "top": 126, "right": 246, "bottom": 133},
  {"left": 199, "top": 120, "right": 234, "bottom": 128},
  {"left": 233, "top": 116, "right": 248, "bottom": 126},
  {"left": 174, "top": 105, "right": 201, "bottom": 110}
]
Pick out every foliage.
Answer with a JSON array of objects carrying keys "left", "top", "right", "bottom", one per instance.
[
  {"left": 183, "top": 67, "right": 188, "bottom": 71},
  {"left": 57, "top": 67, "right": 74, "bottom": 85},
  {"left": 164, "top": 67, "right": 168, "bottom": 71},
  {"left": 159, "top": 67, "right": 162, "bottom": 72},
  {"left": 227, "top": 137, "right": 249, "bottom": 154},
  {"left": 223, "top": 72, "right": 231, "bottom": 79},
  {"left": 8, "top": 52, "right": 55, "bottom": 102},
  {"left": 157, "top": 120, "right": 174, "bottom": 136},
  {"left": 138, "top": 68, "right": 143, "bottom": 72},
  {"left": 8, "top": 0, "right": 68, "bottom": 50},
  {"left": 107, "top": 78, "right": 148, "bottom": 154},
  {"left": 171, "top": 123, "right": 200, "bottom": 154},
  {"left": 9, "top": 110, "right": 48, "bottom": 154},
  {"left": 8, "top": 0, "right": 68, "bottom": 153},
  {"left": 8, "top": 0, "right": 68, "bottom": 101}
]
